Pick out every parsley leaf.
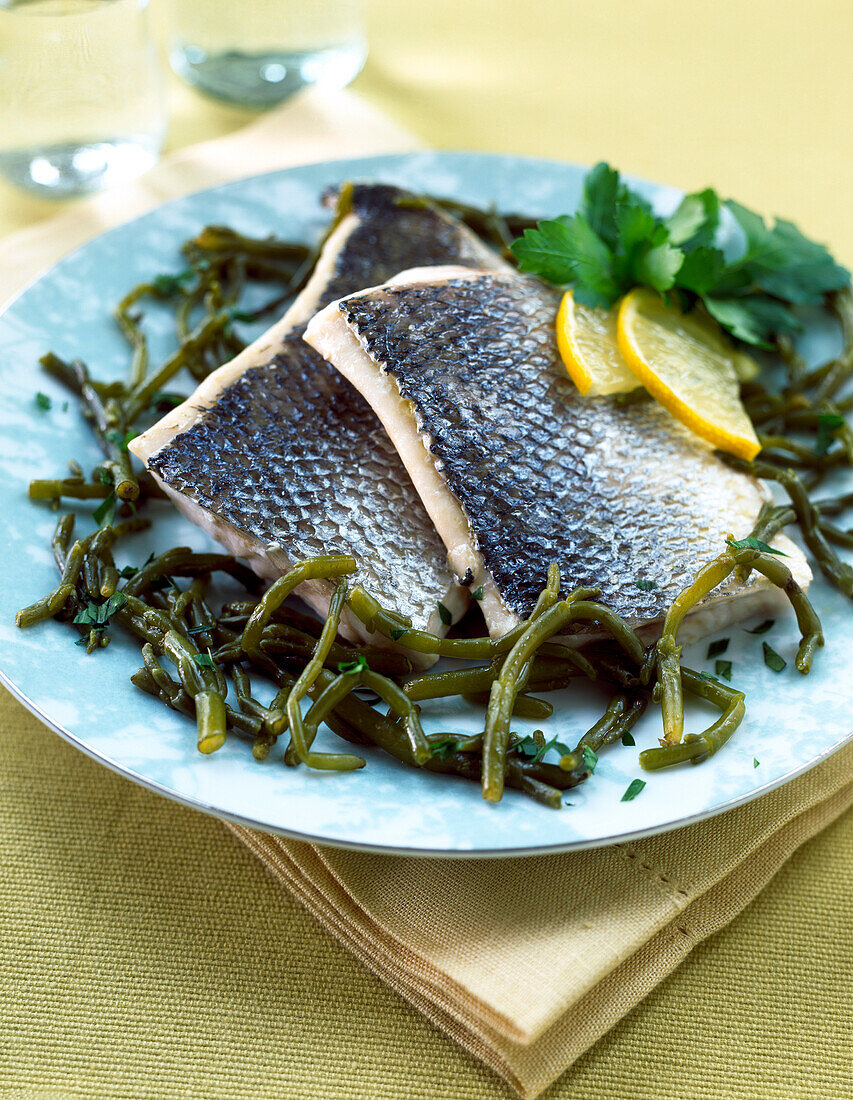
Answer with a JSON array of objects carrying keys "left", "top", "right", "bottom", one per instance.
[
  {"left": 389, "top": 626, "right": 408, "bottom": 641},
  {"left": 725, "top": 202, "right": 849, "bottom": 305},
  {"left": 509, "top": 163, "right": 850, "bottom": 348},
  {"left": 105, "top": 429, "right": 136, "bottom": 451},
  {"left": 762, "top": 642, "right": 787, "bottom": 673},
  {"left": 621, "top": 732, "right": 636, "bottom": 747},
  {"left": 726, "top": 535, "right": 788, "bottom": 556},
  {"left": 665, "top": 189, "right": 719, "bottom": 249},
  {"left": 152, "top": 268, "right": 193, "bottom": 297},
  {"left": 73, "top": 592, "right": 128, "bottom": 630},
  {"left": 95, "top": 467, "right": 113, "bottom": 486},
  {"left": 437, "top": 602, "right": 452, "bottom": 627},
  {"left": 513, "top": 735, "right": 542, "bottom": 759},
  {"left": 338, "top": 653, "right": 369, "bottom": 674},
  {"left": 621, "top": 778, "right": 646, "bottom": 802},
  {"left": 753, "top": 757, "right": 760, "bottom": 768},
  {"left": 581, "top": 161, "right": 625, "bottom": 247},
  {"left": 706, "top": 638, "right": 729, "bottom": 659},
  {"left": 745, "top": 619, "right": 775, "bottom": 635},
  {"left": 562, "top": 214, "right": 622, "bottom": 307},
  {"left": 515, "top": 734, "right": 572, "bottom": 764},
  {"left": 472, "top": 585, "right": 484, "bottom": 601},
  {"left": 703, "top": 295, "right": 800, "bottom": 349},
  {"left": 92, "top": 491, "right": 118, "bottom": 528},
  {"left": 715, "top": 659, "right": 733, "bottom": 681},
  {"left": 676, "top": 246, "right": 727, "bottom": 296},
  {"left": 430, "top": 738, "right": 463, "bottom": 762},
  {"left": 815, "top": 413, "right": 845, "bottom": 456},
  {"left": 192, "top": 653, "right": 216, "bottom": 670},
  {"left": 632, "top": 238, "right": 683, "bottom": 295},
  {"left": 35, "top": 391, "right": 52, "bottom": 411},
  {"left": 635, "top": 579, "right": 658, "bottom": 592},
  {"left": 582, "top": 744, "right": 598, "bottom": 773},
  {"left": 512, "top": 218, "right": 582, "bottom": 285},
  {"left": 118, "top": 565, "right": 138, "bottom": 579}
]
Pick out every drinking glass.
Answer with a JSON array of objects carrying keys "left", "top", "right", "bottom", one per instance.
[
  {"left": 0, "top": 0, "right": 166, "bottom": 197},
  {"left": 169, "top": 0, "right": 367, "bottom": 109}
]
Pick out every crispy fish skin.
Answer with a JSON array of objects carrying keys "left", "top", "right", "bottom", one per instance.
[
  {"left": 305, "top": 265, "right": 811, "bottom": 639},
  {"left": 131, "top": 187, "right": 503, "bottom": 648}
]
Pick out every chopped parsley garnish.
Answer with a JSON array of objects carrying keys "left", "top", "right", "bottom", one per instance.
[
  {"left": 715, "top": 659, "right": 733, "bottom": 681},
  {"left": 430, "top": 737, "right": 465, "bottom": 761},
  {"left": 698, "top": 670, "right": 719, "bottom": 683},
  {"left": 621, "top": 778, "right": 646, "bottom": 802},
  {"left": 92, "top": 490, "right": 118, "bottom": 528},
  {"left": 762, "top": 642, "right": 787, "bottom": 673},
  {"left": 745, "top": 619, "right": 775, "bottom": 635},
  {"left": 105, "top": 429, "right": 136, "bottom": 451},
  {"left": 706, "top": 638, "right": 729, "bottom": 659},
  {"left": 726, "top": 535, "right": 788, "bottom": 556},
  {"left": 753, "top": 757, "right": 760, "bottom": 768},
  {"left": 192, "top": 652, "right": 216, "bottom": 670},
  {"left": 61, "top": 400, "right": 69, "bottom": 413},
  {"left": 118, "top": 565, "right": 138, "bottom": 579},
  {"left": 389, "top": 626, "right": 408, "bottom": 641},
  {"left": 35, "top": 391, "right": 52, "bottom": 411},
  {"left": 228, "top": 308, "right": 257, "bottom": 323},
  {"left": 582, "top": 744, "right": 598, "bottom": 773},
  {"left": 515, "top": 734, "right": 572, "bottom": 763},
  {"left": 621, "top": 731, "right": 636, "bottom": 747},
  {"left": 337, "top": 653, "right": 369, "bottom": 674},
  {"left": 437, "top": 602, "right": 452, "bottom": 627},
  {"left": 152, "top": 269, "right": 193, "bottom": 297},
  {"left": 472, "top": 586, "right": 484, "bottom": 601},
  {"left": 73, "top": 592, "right": 128, "bottom": 632},
  {"left": 815, "top": 413, "right": 845, "bottom": 456},
  {"left": 510, "top": 162, "right": 850, "bottom": 348},
  {"left": 95, "top": 467, "right": 113, "bottom": 486},
  {"left": 635, "top": 579, "right": 658, "bottom": 592}
]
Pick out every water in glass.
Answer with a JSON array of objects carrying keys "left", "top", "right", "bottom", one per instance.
[
  {"left": 0, "top": 0, "right": 166, "bottom": 197},
  {"left": 170, "top": 0, "right": 366, "bottom": 108}
]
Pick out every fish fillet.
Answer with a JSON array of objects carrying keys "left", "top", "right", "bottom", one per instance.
[
  {"left": 131, "top": 186, "right": 505, "bottom": 658},
  {"left": 305, "top": 265, "right": 811, "bottom": 640}
]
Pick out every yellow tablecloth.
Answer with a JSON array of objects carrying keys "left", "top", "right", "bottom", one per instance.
[{"left": 2, "top": 1, "right": 852, "bottom": 1096}]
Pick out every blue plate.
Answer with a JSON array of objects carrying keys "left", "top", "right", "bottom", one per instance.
[{"left": 0, "top": 152, "right": 850, "bottom": 855}]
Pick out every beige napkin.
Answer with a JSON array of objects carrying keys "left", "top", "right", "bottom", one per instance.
[
  {"left": 230, "top": 749, "right": 853, "bottom": 1097},
  {"left": 2, "top": 86, "right": 851, "bottom": 1100}
]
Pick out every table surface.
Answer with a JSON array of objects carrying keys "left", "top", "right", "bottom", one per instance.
[{"left": 2, "top": 1, "right": 852, "bottom": 1097}]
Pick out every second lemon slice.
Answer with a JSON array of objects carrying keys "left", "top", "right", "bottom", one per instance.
[
  {"left": 556, "top": 290, "right": 642, "bottom": 397},
  {"left": 616, "top": 288, "right": 761, "bottom": 460}
]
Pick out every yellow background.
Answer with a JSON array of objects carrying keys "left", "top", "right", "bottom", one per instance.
[{"left": 2, "top": 1, "right": 852, "bottom": 1096}]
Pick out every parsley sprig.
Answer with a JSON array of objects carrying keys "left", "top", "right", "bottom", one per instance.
[{"left": 510, "top": 162, "right": 849, "bottom": 348}]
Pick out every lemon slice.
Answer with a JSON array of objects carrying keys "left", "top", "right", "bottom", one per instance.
[
  {"left": 616, "top": 287, "right": 761, "bottom": 460},
  {"left": 556, "top": 290, "right": 642, "bottom": 396}
]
